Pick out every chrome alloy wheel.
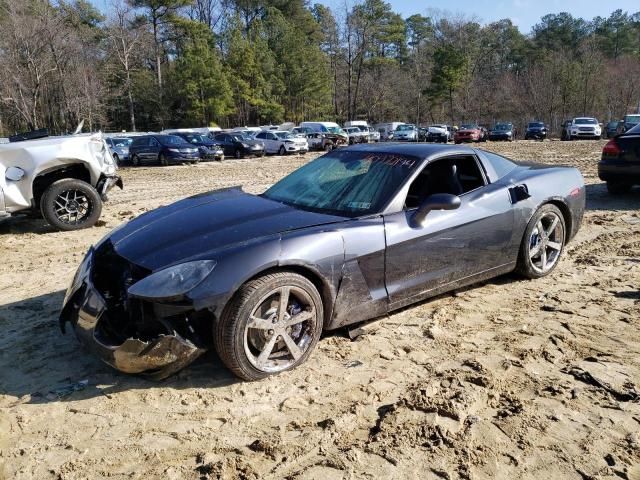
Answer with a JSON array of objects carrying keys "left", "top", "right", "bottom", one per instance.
[
  {"left": 54, "top": 189, "right": 92, "bottom": 225},
  {"left": 243, "top": 286, "right": 318, "bottom": 373},
  {"left": 528, "top": 211, "right": 564, "bottom": 273}
]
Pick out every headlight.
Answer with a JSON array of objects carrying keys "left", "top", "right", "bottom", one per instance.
[
  {"left": 168, "top": 148, "right": 180, "bottom": 153},
  {"left": 128, "top": 260, "right": 216, "bottom": 301},
  {"left": 285, "top": 140, "right": 294, "bottom": 144},
  {"left": 242, "top": 143, "right": 250, "bottom": 148}
]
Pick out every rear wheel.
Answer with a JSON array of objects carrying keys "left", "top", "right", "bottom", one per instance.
[
  {"left": 516, "top": 204, "right": 565, "bottom": 279},
  {"left": 215, "top": 272, "right": 324, "bottom": 381},
  {"left": 606, "top": 182, "right": 632, "bottom": 194},
  {"left": 234, "top": 149, "right": 242, "bottom": 159},
  {"left": 112, "top": 154, "right": 120, "bottom": 165},
  {"left": 131, "top": 154, "right": 140, "bottom": 166},
  {"left": 41, "top": 178, "right": 102, "bottom": 231}
]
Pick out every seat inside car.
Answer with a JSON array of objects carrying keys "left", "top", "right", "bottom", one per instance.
[{"left": 404, "top": 155, "right": 484, "bottom": 209}]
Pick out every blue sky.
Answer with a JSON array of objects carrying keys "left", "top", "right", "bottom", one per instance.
[{"left": 90, "top": 0, "right": 638, "bottom": 34}]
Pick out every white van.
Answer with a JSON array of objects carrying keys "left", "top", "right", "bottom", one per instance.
[{"left": 344, "top": 120, "right": 369, "bottom": 129}]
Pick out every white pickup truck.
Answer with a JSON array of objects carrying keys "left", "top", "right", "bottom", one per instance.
[{"left": 0, "top": 133, "right": 122, "bottom": 230}]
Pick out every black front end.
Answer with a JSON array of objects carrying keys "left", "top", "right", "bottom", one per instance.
[
  {"left": 525, "top": 128, "right": 547, "bottom": 139},
  {"left": 59, "top": 241, "right": 209, "bottom": 379}
]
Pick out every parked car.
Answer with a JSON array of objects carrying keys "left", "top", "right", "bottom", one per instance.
[
  {"left": 355, "top": 126, "right": 371, "bottom": 143},
  {"left": 299, "top": 122, "right": 349, "bottom": 146},
  {"left": 367, "top": 127, "right": 380, "bottom": 142},
  {"left": 605, "top": 120, "right": 622, "bottom": 139},
  {"left": 489, "top": 123, "right": 515, "bottom": 141},
  {"left": 375, "top": 122, "right": 405, "bottom": 141},
  {"left": 598, "top": 122, "right": 640, "bottom": 194},
  {"left": 213, "top": 132, "right": 265, "bottom": 159},
  {"left": 525, "top": 122, "right": 548, "bottom": 140},
  {"left": 620, "top": 114, "right": 640, "bottom": 134},
  {"left": 0, "top": 133, "right": 122, "bottom": 230},
  {"left": 425, "top": 125, "right": 451, "bottom": 143},
  {"left": 255, "top": 130, "right": 309, "bottom": 155},
  {"left": 306, "top": 132, "right": 335, "bottom": 151},
  {"left": 394, "top": 124, "right": 418, "bottom": 141},
  {"left": 129, "top": 134, "right": 200, "bottom": 166},
  {"left": 344, "top": 127, "right": 366, "bottom": 144},
  {"left": 565, "top": 117, "right": 602, "bottom": 140},
  {"left": 173, "top": 132, "right": 224, "bottom": 161},
  {"left": 60, "top": 143, "right": 585, "bottom": 381},
  {"left": 454, "top": 124, "right": 485, "bottom": 143},
  {"left": 105, "top": 137, "right": 132, "bottom": 164}
]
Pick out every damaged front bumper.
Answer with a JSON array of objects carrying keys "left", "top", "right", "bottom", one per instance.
[
  {"left": 97, "top": 174, "right": 124, "bottom": 201},
  {"left": 60, "top": 248, "right": 206, "bottom": 380}
]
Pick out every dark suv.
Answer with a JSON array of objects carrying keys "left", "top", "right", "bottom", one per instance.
[
  {"left": 173, "top": 132, "right": 224, "bottom": 161},
  {"left": 524, "top": 122, "right": 547, "bottom": 140},
  {"left": 598, "top": 123, "right": 640, "bottom": 194},
  {"left": 129, "top": 135, "right": 200, "bottom": 166}
]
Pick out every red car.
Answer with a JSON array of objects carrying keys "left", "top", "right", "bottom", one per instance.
[{"left": 454, "top": 124, "right": 487, "bottom": 144}]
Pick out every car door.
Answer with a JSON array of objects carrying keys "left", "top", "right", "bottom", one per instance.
[
  {"left": 383, "top": 153, "right": 514, "bottom": 307},
  {"left": 255, "top": 131, "right": 272, "bottom": 153},
  {"left": 148, "top": 137, "right": 161, "bottom": 163},
  {"left": 215, "top": 134, "right": 231, "bottom": 156}
]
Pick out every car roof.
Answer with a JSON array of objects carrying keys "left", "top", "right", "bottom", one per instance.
[{"left": 344, "top": 142, "right": 475, "bottom": 160}]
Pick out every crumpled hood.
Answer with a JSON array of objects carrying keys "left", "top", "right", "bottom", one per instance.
[{"left": 107, "top": 187, "right": 346, "bottom": 270}]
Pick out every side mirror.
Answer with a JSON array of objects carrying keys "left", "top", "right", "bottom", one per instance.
[
  {"left": 412, "top": 193, "right": 461, "bottom": 226},
  {"left": 5, "top": 166, "right": 25, "bottom": 181}
]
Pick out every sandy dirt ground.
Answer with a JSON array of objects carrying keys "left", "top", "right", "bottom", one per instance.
[{"left": 1, "top": 140, "right": 639, "bottom": 480}]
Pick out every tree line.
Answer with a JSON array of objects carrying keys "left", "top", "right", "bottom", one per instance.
[{"left": 0, "top": 0, "right": 639, "bottom": 136}]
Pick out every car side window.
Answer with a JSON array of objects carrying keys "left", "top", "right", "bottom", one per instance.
[
  {"left": 480, "top": 150, "right": 517, "bottom": 179},
  {"left": 404, "top": 155, "right": 486, "bottom": 210},
  {"left": 150, "top": 138, "right": 159, "bottom": 147},
  {"left": 255, "top": 132, "right": 265, "bottom": 139}
]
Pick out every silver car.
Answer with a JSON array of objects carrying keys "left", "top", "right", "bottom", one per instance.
[{"left": 0, "top": 133, "right": 122, "bottom": 230}]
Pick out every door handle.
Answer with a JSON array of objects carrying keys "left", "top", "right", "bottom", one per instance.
[{"left": 509, "top": 184, "right": 530, "bottom": 203}]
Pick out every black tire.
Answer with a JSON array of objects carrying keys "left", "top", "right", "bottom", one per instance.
[
  {"left": 112, "top": 154, "right": 119, "bottom": 165},
  {"left": 131, "top": 154, "right": 140, "bottom": 166},
  {"left": 516, "top": 204, "right": 566, "bottom": 279},
  {"left": 234, "top": 149, "right": 242, "bottom": 159},
  {"left": 278, "top": 145, "right": 286, "bottom": 156},
  {"left": 324, "top": 143, "right": 332, "bottom": 152},
  {"left": 606, "top": 182, "right": 632, "bottom": 194},
  {"left": 159, "top": 153, "right": 169, "bottom": 166},
  {"left": 215, "top": 271, "right": 324, "bottom": 381},
  {"left": 40, "top": 178, "right": 102, "bottom": 231}
]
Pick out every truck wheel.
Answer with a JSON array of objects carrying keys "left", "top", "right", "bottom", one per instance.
[{"left": 41, "top": 179, "right": 102, "bottom": 231}]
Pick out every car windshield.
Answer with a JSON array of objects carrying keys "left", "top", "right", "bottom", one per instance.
[
  {"left": 112, "top": 138, "right": 132, "bottom": 147},
  {"left": 607, "top": 121, "right": 619, "bottom": 128},
  {"left": 395, "top": 125, "right": 415, "bottom": 131},
  {"left": 461, "top": 124, "right": 477, "bottom": 129},
  {"left": 327, "top": 126, "right": 345, "bottom": 135},
  {"left": 276, "top": 132, "right": 295, "bottom": 139},
  {"left": 263, "top": 150, "right": 419, "bottom": 216},
  {"left": 494, "top": 124, "right": 511, "bottom": 130},
  {"left": 528, "top": 122, "right": 544, "bottom": 128},
  {"left": 161, "top": 135, "right": 190, "bottom": 146},
  {"left": 232, "top": 134, "right": 252, "bottom": 142},
  {"left": 624, "top": 115, "right": 640, "bottom": 125},
  {"left": 182, "top": 134, "right": 211, "bottom": 144},
  {"left": 574, "top": 118, "right": 597, "bottom": 125}
]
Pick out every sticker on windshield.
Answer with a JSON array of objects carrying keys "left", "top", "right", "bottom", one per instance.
[
  {"left": 347, "top": 201, "right": 372, "bottom": 210},
  {"left": 362, "top": 154, "right": 416, "bottom": 168}
]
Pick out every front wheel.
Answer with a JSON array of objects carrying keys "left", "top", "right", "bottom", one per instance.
[
  {"left": 215, "top": 272, "right": 324, "bottom": 381},
  {"left": 131, "top": 154, "right": 140, "bottom": 166},
  {"left": 234, "top": 149, "right": 242, "bottom": 159},
  {"left": 40, "top": 178, "right": 102, "bottom": 231},
  {"left": 159, "top": 153, "right": 169, "bottom": 166},
  {"left": 278, "top": 145, "right": 286, "bottom": 156},
  {"left": 516, "top": 204, "right": 566, "bottom": 279}
]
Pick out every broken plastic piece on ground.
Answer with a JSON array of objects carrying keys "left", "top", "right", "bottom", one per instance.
[{"left": 46, "top": 379, "right": 89, "bottom": 400}]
